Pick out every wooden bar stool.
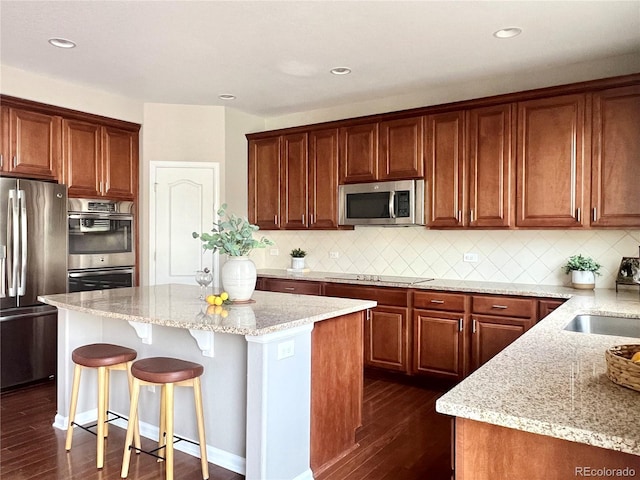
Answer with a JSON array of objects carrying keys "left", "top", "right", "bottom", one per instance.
[
  {"left": 121, "top": 357, "right": 209, "bottom": 480},
  {"left": 65, "top": 343, "right": 141, "bottom": 469}
]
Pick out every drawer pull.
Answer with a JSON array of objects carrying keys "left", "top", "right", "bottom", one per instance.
[
  {"left": 472, "top": 319, "right": 477, "bottom": 333},
  {"left": 458, "top": 318, "right": 463, "bottom": 332},
  {"left": 284, "top": 287, "right": 295, "bottom": 291},
  {"left": 430, "top": 299, "right": 445, "bottom": 304},
  {"left": 492, "top": 305, "right": 508, "bottom": 309}
]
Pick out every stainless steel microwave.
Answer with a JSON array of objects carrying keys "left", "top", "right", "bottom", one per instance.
[{"left": 338, "top": 179, "right": 425, "bottom": 226}]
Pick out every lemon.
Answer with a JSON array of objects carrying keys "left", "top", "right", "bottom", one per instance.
[
  {"left": 214, "top": 305, "right": 223, "bottom": 315},
  {"left": 214, "top": 296, "right": 223, "bottom": 306},
  {"left": 206, "top": 305, "right": 217, "bottom": 315},
  {"left": 220, "top": 292, "right": 229, "bottom": 301},
  {"left": 631, "top": 352, "right": 640, "bottom": 363},
  {"left": 205, "top": 295, "right": 217, "bottom": 305},
  {"left": 220, "top": 310, "right": 229, "bottom": 318}
]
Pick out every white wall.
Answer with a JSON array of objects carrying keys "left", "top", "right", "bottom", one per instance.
[
  {"left": 264, "top": 52, "right": 640, "bottom": 129},
  {"left": 0, "top": 65, "right": 143, "bottom": 123}
]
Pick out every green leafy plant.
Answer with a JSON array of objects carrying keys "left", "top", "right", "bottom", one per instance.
[
  {"left": 562, "top": 254, "right": 602, "bottom": 275},
  {"left": 290, "top": 248, "right": 307, "bottom": 258},
  {"left": 193, "top": 204, "right": 273, "bottom": 256}
]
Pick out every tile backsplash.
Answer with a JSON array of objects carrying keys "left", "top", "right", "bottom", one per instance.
[{"left": 252, "top": 228, "right": 640, "bottom": 289}]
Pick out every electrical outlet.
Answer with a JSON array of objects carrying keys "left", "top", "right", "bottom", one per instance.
[
  {"left": 277, "top": 340, "right": 294, "bottom": 359},
  {"left": 329, "top": 251, "right": 340, "bottom": 259},
  {"left": 269, "top": 248, "right": 279, "bottom": 256},
  {"left": 463, "top": 252, "right": 479, "bottom": 263}
]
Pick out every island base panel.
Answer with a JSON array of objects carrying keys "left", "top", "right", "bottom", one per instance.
[
  {"left": 456, "top": 418, "right": 640, "bottom": 480},
  {"left": 311, "top": 311, "right": 364, "bottom": 474}
]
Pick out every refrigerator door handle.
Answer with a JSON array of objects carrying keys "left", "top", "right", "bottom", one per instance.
[
  {"left": 8, "top": 189, "right": 18, "bottom": 297},
  {"left": 1, "top": 245, "right": 6, "bottom": 298},
  {"left": 18, "top": 189, "right": 27, "bottom": 296}
]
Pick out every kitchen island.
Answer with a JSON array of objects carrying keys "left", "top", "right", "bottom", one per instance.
[
  {"left": 39, "top": 284, "right": 376, "bottom": 480},
  {"left": 436, "top": 289, "right": 640, "bottom": 479}
]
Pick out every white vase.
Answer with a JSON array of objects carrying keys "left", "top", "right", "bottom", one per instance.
[
  {"left": 221, "top": 256, "right": 257, "bottom": 302},
  {"left": 571, "top": 270, "right": 595, "bottom": 290},
  {"left": 291, "top": 257, "right": 305, "bottom": 270}
]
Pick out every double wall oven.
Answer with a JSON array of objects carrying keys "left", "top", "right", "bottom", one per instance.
[{"left": 68, "top": 198, "right": 135, "bottom": 292}]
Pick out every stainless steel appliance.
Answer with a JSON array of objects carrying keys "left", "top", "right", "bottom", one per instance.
[
  {"left": 338, "top": 179, "right": 425, "bottom": 226},
  {"left": 68, "top": 266, "right": 135, "bottom": 292},
  {"left": 68, "top": 198, "right": 135, "bottom": 270},
  {"left": 0, "top": 178, "right": 67, "bottom": 389}
]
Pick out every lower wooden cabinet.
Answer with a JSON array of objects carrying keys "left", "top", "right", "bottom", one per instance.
[
  {"left": 257, "top": 278, "right": 322, "bottom": 295},
  {"left": 414, "top": 310, "right": 466, "bottom": 380},
  {"left": 538, "top": 298, "right": 566, "bottom": 319},
  {"left": 470, "top": 315, "right": 530, "bottom": 371},
  {"left": 365, "top": 306, "right": 410, "bottom": 373}
]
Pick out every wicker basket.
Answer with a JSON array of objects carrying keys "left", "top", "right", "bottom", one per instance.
[{"left": 605, "top": 344, "right": 640, "bottom": 392}]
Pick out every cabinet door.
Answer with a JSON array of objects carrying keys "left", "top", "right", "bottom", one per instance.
[
  {"left": 591, "top": 85, "right": 640, "bottom": 227},
  {"left": 516, "top": 94, "right": 586, "bottom": 227},
  {"left": 0, "top": 106, "right": 8, "bottom": 172},
  {"left": 309, "top": 128, "right": 339, "bottom": 229},
  {"left": 248, "top": 137, "right": 281, "bottom": 229},
  {"left": 102, "top": 127, "right": 137, "bottom": 200},
  {"left": 365, "top": 306, "right": 410, "bottom": 373},
  {"left": 8, "top": 108, "right": 60, "bottom": 180},
  {"left": 414, "top": 310, "right": 466, "bottom": 380},
  {"left": 378, "top": 116, "right": 424, "bottom": 180},
  {"left": 425, "top": 111, "right": 465, "bottom": 227},
  {"left": 538, "top": 299, "right": 565, "bottom": 320},
  {"left": 339, "top": 123, "right": 378, "bottom": 183},
  {"left": 281, "top": 133, "right": 308, "bottom": 229},
  {"left": 62, "top": 119, "right": 102, "bottom": 198},
  {"left": 467, "top": 104, "right": 514, "bottom": 227},
  {"left": 471, "top": 315, "right": 528, "bottom": 371}
]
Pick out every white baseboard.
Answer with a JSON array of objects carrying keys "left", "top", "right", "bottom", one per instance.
[
  {"left": 293, "top": 468, "right": 315, "bottom": 480},
  {"left": 53, "top": 411, "right": 246, "bottom": 475}
]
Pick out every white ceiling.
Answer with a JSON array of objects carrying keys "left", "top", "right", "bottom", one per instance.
[{"left": 1, "top": 1, "right": 639, "bottom": 117}]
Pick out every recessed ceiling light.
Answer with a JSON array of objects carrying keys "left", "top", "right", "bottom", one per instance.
[
  {"left": 330, "top": 67, "right": 351, "bottom": 76},
  {"left": 48, "top": 37, "right": 76, "bottom": 49},
  {"left": 218, "top": 94, "right": 236, "bottom": 100},
  {"left": 493, "top": 28, "right": 522, "bottom": 39}
]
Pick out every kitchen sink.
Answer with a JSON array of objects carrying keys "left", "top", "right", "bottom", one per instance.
[{"left": 563, "top": 314, "right": 640, "bottom": 338}]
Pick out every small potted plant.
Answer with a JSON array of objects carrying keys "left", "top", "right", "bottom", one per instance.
[
  {"left": 562, "top": 254, "right": 602, "bottom": 290},
  {"left": 290, "top": 248, "right": 307, "bottom": 270}
]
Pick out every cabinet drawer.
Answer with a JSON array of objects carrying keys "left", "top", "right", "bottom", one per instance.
[
  {"left": 323, "top": 283, "right": 408, "bottom": 307},
  {"left": 413, "top": 291, "right": 467, "bottom": 312},
  {"left": 472, "top": 295, "right": 536, "bottom": 319},
  {"left": 261, "top": 279, "right": 322, "bottom": 295}
]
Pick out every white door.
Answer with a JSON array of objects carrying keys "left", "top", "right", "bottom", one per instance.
[{"left": 150, "top": 162, "right": 219, "bottom": 287}]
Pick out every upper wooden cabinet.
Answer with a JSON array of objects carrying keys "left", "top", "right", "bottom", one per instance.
[
  {"left": 102, "top": 127, "right": 138, "bottom": 200},
  {"left": 249, "top": 137, "right": 281, "bottom": 229},
  {"left": 308, "top": 129, "right": 340, "bottom": 229},
  {"left": 339, "top": 123, "right": 378, "bottom": 183},
  {"left": 425, "top": 111, "right": 465, "bottom": 227},
  {"left": 516, "top": 94, "right": 587, "bottom": 227},
  {"left": 249, "top": 129, "right": 340, "bottom": 230},
  {"left": 62, "top": 120, "right": 138, "bottom": 200},
  {"left": 281, "top": 133, "right": 309, "bottom": 229},
  {"left": 378, "top": 116, "right": 424, "bottom": 180},
  {"left": 2, "top": 107, "right": 60, "bottom": 180},
  {"left": 467, "top": 104, "right": 515, "bottom": 228},
  {"left": 591, "top": 85, "right": 640, "bottom": 227}
]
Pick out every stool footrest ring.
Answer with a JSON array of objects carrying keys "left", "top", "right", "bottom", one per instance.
[
  {"left": 126, "top": 434, "right": 202, "bottom": 461},
  {"left": 70, "top": 410, "right": 130, "bottom": 436}
]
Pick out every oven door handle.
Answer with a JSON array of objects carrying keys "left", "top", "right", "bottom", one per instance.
[
  {"left": 68, "top": 213, "right": 134, "bottom": 220},
  {"left": 68, "top": 268, "right": 135, "bottom": 278}
]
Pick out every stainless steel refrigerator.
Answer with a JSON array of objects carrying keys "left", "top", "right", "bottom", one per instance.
[{"left": 0, "top": 178, "right": 67, "bottom": 389}]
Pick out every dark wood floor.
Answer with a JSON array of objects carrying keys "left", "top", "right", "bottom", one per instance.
[{"left": 1, "top": 375, "right": 451, "bottom": 480}]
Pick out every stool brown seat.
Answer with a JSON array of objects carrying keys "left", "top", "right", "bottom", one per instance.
[
  {"left": 121, "top": 357, "right": 209, "bottom": 480},
  {"left": 65, "top": 343, "right": 141, "bottom": 469}
]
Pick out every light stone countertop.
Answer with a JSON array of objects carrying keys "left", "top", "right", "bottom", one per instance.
[
  {"left": 257, "top": 268, "right": 582, "bottom": 298},
  {"left": 259, "top": 269, "right": 640, "bottom": 455},
  {"left": 38, "top": 284, "right": 376, "bottom": 336}
]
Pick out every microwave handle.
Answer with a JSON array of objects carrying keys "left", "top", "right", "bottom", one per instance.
[{"left": 388, "top": 191, "right": 396, "bottom": 219}]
